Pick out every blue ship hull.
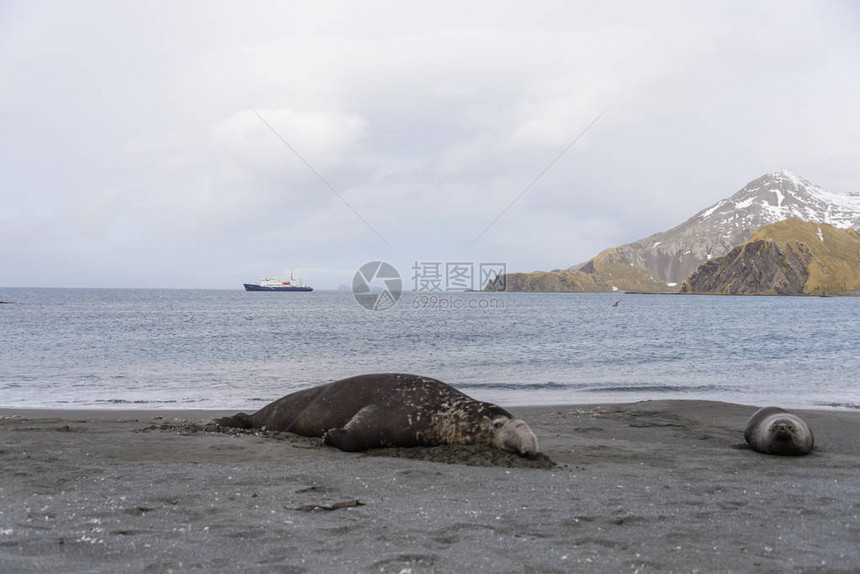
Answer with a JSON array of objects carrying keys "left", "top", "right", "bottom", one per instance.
[{"left": 243, "top": 284, "right": 313, "bottom": 292}]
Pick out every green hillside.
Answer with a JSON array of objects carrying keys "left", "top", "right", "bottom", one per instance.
[
  {"left": 749, "top": 219, "right": 860, "bottom": 294},
  {"left": 486, "top": 247, "right": 670, "bottom": 293}
]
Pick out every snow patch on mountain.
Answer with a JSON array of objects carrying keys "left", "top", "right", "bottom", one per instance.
[
  {"left": 694, "top": 171, "right": 860, "bottom": 233},
  {"left": 772, "top": 189, "right": 784, "bottom": 207}
]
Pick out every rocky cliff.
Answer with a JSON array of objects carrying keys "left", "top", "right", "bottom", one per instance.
[{"left": 679, "top": 219, "right": 860, "bottom": 295}]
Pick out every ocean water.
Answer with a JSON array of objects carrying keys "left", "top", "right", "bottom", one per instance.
[{"left": 0, "top": 288, "right": 858, "bottom": 410}]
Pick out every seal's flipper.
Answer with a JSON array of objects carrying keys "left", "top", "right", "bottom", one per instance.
[
  {"left": 323, "top": 405, "right": 385, "bottom": 452},
  {"left": 323, "top": 427, "right": 366, "bottom": 451}
]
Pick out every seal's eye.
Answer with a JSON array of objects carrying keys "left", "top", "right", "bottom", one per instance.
[{"left": 493, "top": 421, "right": 505, "bottom": 429}]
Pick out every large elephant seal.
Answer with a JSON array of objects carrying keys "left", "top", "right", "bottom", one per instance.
[
  {"left": 744, "top": 406, "right": 814, "bottom": 456},
  {"left": 214, "top": 373, "right": 539, "bottom": 456}
]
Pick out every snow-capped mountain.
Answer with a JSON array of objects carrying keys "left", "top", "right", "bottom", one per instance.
[{"left": 573, "top": 171, "right": 860, "bottom": 285}]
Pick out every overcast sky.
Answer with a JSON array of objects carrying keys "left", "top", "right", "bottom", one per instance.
[{"left": 2, "top": 1, "right": 859, "bottom": 289}]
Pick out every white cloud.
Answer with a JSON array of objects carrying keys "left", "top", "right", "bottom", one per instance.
[
  {"left": 211, "top": 108, "right": 368, "bottom": 171},
  {"left": 1, "top": 1, "right": 859, "bottom": 288}
]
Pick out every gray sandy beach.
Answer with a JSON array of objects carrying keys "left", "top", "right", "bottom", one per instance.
[{"left": 1, "top": 401, "right": 858, "bottom": 573}]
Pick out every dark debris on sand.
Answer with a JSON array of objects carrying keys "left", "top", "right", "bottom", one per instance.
[{"left": 363, "top": 444, "right": 557, "bottom": 469}]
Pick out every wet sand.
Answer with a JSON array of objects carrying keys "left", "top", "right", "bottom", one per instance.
[{"left": 1, "top": 401, "right": 858, "bottom": 572}]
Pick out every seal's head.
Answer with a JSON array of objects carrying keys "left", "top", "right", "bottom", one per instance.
[
  {"left": 491, "top": 417, "right": 539, "bottom": 456},
  {"left": 765, "top": 416, "right": 813, "bottom": 455}
]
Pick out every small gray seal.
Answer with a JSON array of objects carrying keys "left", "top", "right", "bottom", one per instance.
[
  {"left": 215, "top": 373, "right": 539, "bottom": 456},
  {"left": 744, "top": 406, "right": 814, "bottom": 456}
]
